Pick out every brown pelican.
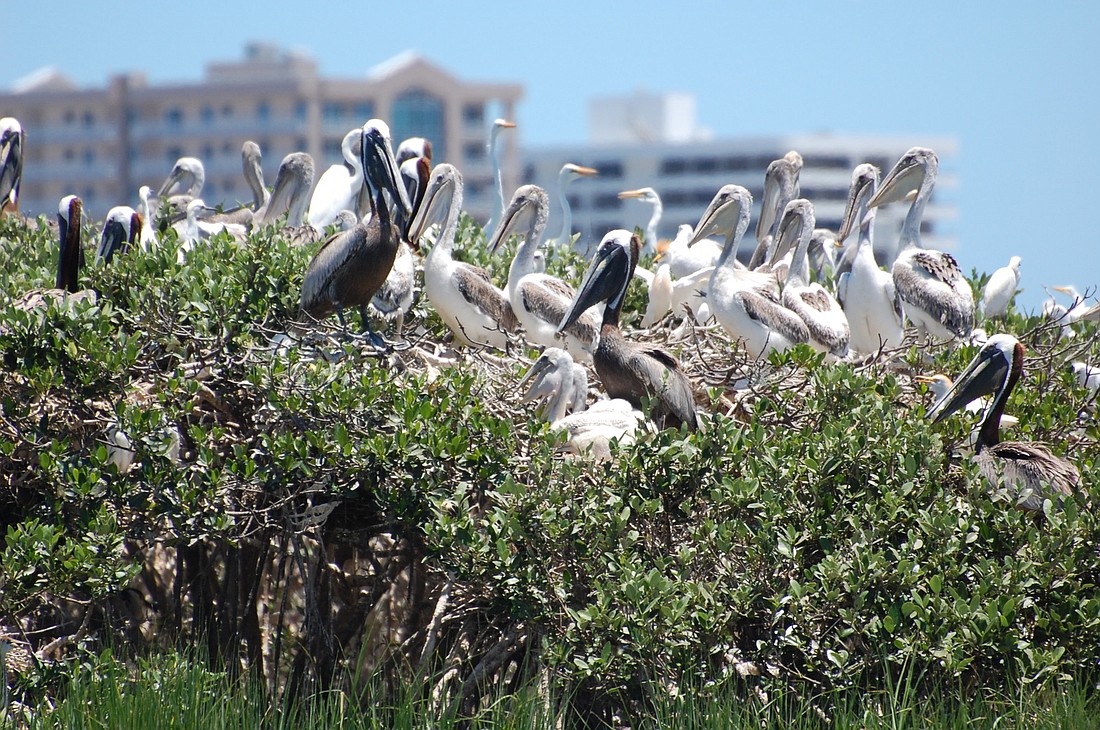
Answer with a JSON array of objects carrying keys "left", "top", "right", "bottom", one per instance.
[
  {"left": 242, "top": 141, "right": 269, "bottom": 211},
  {"left": 980, "top": 256, "right": 1021, "bottom": 319},
  {"left": 369, "top": 156, "right": 429, "bottom": 335},
  {"left": 690, "top": 185, "right": 807, "bottom": 358},
  {"left": 618, "top": 187, "right": 663, "bottom": 255},
  {"left": 928, "top": 334, "right": 1082, "bottom": 511},
  {"left": 254, "top": 152, "right": 314, "bottom": 227},
  {"left": 298, "top": 120, "right": 412, "bottom": 339},
  {"left": 749, "top": 153, "right": 801, "bottom": 271},
  {"left": 547, "top": 163, "right": 598, "bottom": 250},
  {"left": 14, "top": 196, "right": 97, "bottom": 310},
  {"left": 774, "top": 200, "right": 850, "bottom": 358},
  {"left": 97, "top": 206, "right": 144, "bottom": 263},
  {"left": 489, "top": 185, "right": 600, "bottom": 361},
  {"left": 656, "top": 223, "right": 722, "bottom": 280},
  {"left": 308, "top": 129, "right": 364, "bottom": 232},
  {"left": 0, "top": 117, "right": 25, "bottom": 218},
  {"left": 520, "top": 347, "right": 589, "bottom": 423},
  {"left": 870, "top": 147, "right": 975, "bottom": 340},
  {"left": 483, "top": 118, "right": 516, "bottom": 240},
  {"left": 916, "top": 373, "right": 1019, "bottom": 430},
  {"left": 407, "top": 163, "right": 517, "bottom": 350},
  {"left": 396, "top": 137, "right": 433, "bottom": 166},
  {"left": 558, "top": 229, "right": 698, "bottom": 431},
  {"left": 835, "top": 164, "right": 905, "bottom": 355}
]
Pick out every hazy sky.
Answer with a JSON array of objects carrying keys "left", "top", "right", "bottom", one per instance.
[{"left": 3, "top": 1, "right": 1097, "bottom": 312}]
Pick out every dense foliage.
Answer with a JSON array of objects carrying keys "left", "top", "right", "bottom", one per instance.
[{"left": 1, "top": 214, "right": 1098, "bottom": 726}]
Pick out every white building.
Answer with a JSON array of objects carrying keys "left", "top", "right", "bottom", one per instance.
[{"left": 523, "top": 91, "right": 957, "bottom": 263}]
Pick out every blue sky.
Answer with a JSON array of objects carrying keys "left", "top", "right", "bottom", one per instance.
[{"left": 3, "top": 1, "right": 1097, "bottom": 312}]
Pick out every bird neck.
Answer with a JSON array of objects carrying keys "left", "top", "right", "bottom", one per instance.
[
  {"left": 978, "top": 349, "right": 1022, "bottom": 450},
  {"left": 899, "top": 174, "right": 932, "bottom": 251}
]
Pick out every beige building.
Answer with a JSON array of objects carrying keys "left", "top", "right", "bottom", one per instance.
[{"left": 1, "top": 44, "right": 523, "bottom": 221}]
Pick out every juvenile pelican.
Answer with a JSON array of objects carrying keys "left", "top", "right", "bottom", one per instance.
[
  {"left": 749, "top": 154, "right": 801, "bottom": 271},
  {"left": 775, "top": 200, "right": 850, "bottom": 358},
  {"left": 520, "top": 347, "right": 589, "bottom": 423},
  {"left": 308, "top": 129, "right": 364, "bottom": 232},
  {"left": 173, "top": 199, "right": 247, "bottom": 260},
  {"left": 835, "top": 164, "right": 905, "bottom": 355},
  {"left": 255, "top": 152, "right": 314, "bottom": 227},
  {"left": 690, "top": 185, "right": 807, "bottom": 359},
  {"left": 299, "top": 120, "right": 412, "bottom": 337},
  {"left": 618, "top": 187, "right": 662, "bottom": 255},
  {"left": 870, "top": 147, "right": 974, "bottom": 340},
  {"left": 927, "top": 334, "right": 1081, "bottom": 512},
  {"left": 407, "top": 163, "right": 517, "bottom": 350},
  {"left": 550, "top": 398, "right": 648, "bottom": 458},
  {"left": 489, "top": 185, "right": 600, "bottom": 361},
  {"left": 242, "top": 141, "right": 269, "bottom": 210},
  {"left": 483, "top": 118, "right": 516, "bottom": 240},
  {"left": 980, "top": 256, "right": 1021, "bottom": 319},
  {"left": 559, "top": 229, "right": 698, "bottom": 431},
  {"left": 158, "top": 157, "right": 205, "bottom": 219},
  {"left": 546, "top": 163, "right": 598, "bottom": 250},
  {"left": 656, "top": 224, "right": 722, "bottom": 280},
  {"left": 370, "top": 156, "right": 429, "bottom": 335},
  {"left": 0, "top": 117, "right": 25, "bottom": 217},
  {"left": 97, "top": 206, "right": 144, "bottom": 263},
  {"left": 13, "top": 196, "right": 97, "bottom": 310}
]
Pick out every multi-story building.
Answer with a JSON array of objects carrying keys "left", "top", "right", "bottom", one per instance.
[
  {"left": 1, "top": 43, "right": 523, "bottom": 222},
  {"left": 523, "top": 90, "right": 958, "bottom": 263}
]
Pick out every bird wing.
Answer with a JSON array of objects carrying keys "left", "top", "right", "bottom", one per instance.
[
  {"left": 520, "top": 277, "right": 599, "bottom": 343},
  {"left": 981, "top": 442, "right": 1080, "bottom": 504},
  {"left": 299, "top": 226, "right": 364, "bottom": 316},
  {"left": 625, "top": 343, "right": 697, "bottom": 430},
  {"left": 454, "top": 262, "right": 518, "bottom": 332},
  {"left": 740, "top": 288, "right": 810, "bottom": 343}
]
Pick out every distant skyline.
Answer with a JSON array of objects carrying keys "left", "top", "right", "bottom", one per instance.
[{"left": 3, "top": 1, "right": 1098, "bottom": 312}]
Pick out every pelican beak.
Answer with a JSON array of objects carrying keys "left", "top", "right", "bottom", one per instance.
[
  {"left": 362, "top": 124, "right": 413, "bottom": 224},
  {"left": 518, "top": 354, "right": 554, "bottom": 393},
  {"left": 406, "top": 169, "right": 454, "bottom": 253},
  {"left": 557, "top": 240, "right": 627, "bottom": 333},
  {"left": 771, "top": 205, "right": 804, "bottom": 264},
  {"left": 926, "top": 348, "right": 1008, "bottom": 423},
  {"left": 157, "top": 167, "right": 184, "bottom": 198},
  {"left": 868, "top": 155, "right": 926, "bottom": 208},
  {"left": 690, "top": 195, "right": 739, "bottom": 246},
  {"left": 98, "top": 218, "right": 128, "bottom": 263},
  {"left": 837, "top": 169, "right": 876, "bottom": 243},
  {"left": 487, "top": 195, "right": 529, "bottom": 254}
]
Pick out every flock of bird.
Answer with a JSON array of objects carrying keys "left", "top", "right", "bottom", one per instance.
[{"left": 0, "top": 111, "right": 1097, "bottom": 511}]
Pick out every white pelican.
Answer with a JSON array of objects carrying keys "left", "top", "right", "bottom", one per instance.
[
  {"left": 97, "top": 206, "right": 144, "bottom": 263},
  {"left": 483, "top": 118, "right": 516, "bottom": 240},
  {"left": 242, "top": 141, "right": 269, "bottom": 211},
  {"left": 255, "top": 152, "right": 314, "bottom": 227},
  {"left": 749, "top": 154, "right": 801, "bottom": 271},
  {"left": 13, "top": 196, "right": 98, "bottom": 310},
  {"left": 774, "top": 200, "right": 850, "bottom": 358},
  {"left": 407, "top": 163, "right": 517, "bottom": 350},
  {"left": 299, "top": 120, "right": 412, "bottom": 338},
  {"left": 869, "top": 147, "right": 975, "bottom": 340},
  {"left": 1, "top": 117, "right": 25, "bottom": 217},
  {"left": 980, "top": 256, "right": 1021, "bottom": 319},
  {"left": 690, "top": 185, "right": 807, "bottom": 359},
  {"left": 835, "top": 163, "right": 905, "bottom": 355},
  {"left": 656, "top": 224, "right": 722, "bottom": 280},
  {"left": 307, "top": 129, "right": 364, "bottom": 232},
  {"left": 618, "top": 187, "right": 662, "bottom": 255},
  {"left": 927, "top": 334, "right": 1081, "bottom": 512},
  {"left": 489, "top": 184, "right": 600, "bottom": 361},
  {"left": 558, "top": 229, "right": 698, "bottom": 431},
  {"left": 520, "top": 347, "right": 588, "bottom": 423},
  {"left": 546, "top": 163, "right": 598, "bottom": 250}
]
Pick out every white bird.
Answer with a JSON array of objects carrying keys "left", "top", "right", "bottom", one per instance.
[
  {"left": 550, "top": 399, "right": 648, "bottom": 459},
  {"left": 690, "top": 185, "right": 807, "bottom": 359},
  {"left": 396, "top": 137, "right": 433, "bottom": 165},
  {"left": 656, "top": 224, "right": 722, "bottom": 280},
  {"left": 749, "top": 153, "right": 801, "bottom": 271},
  {"left": 307, "top": 129, "right": 364, "bottom": 232},
  {"left": 488, "top": 184, "right": 600, "bottom": 361},
  {"left": 546, "top": 163, "right": 598, "bottom": 250},
  {"left": 1049, "top": 285, "right": 1095, "bottom": 323},
  {"left": 483, "top": 118, "right": 516, "bottom": 240},
  {"left": 637, "top": 263, "right": 713, "bottom": 327},
  {"left": 520, "top": 347, "right": 589, "bottom": 423},
  {"left": 835, "top": 163, "right": 905, "bottom": 355},
  {"left": 173, "top": 199, "right": 247, "bottom": 261},
  {"left": 980, "top": 256, "right": 1021, "bottom": 319},
  {"left": 869, "top": 147, "right": 975, "bottom": 341},
  {"left": 775, "top": 200, "right": 850, "bottom": 358},
  {"left": 242, "top": 141, "right": 270, "bottom": 211},
  {"left": 136, "top": 186, "right": 160, "bottom": 250},
  {"left": 1071, "top": 361, "right": 1100, "bottom": 400},
  {"left": 158, "top": 156, "right": 205, "bottom": 221},
  {"left": 618, "top": 187, "right": 663, "bottom": 255},
  {"left": 407, "top": 163, "right": 517, "bottom": 350},
  {"left": 255, "top": 152, "right": 314, "bottom": 228}
]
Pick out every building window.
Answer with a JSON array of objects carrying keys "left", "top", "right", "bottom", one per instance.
[
  {"left": 295, "top": 101, "right": 308, "bottom": 121},
  {"left": 463, "top": 142, "right": 484, "bottom": 160},
  {"left": 83, "top": 149, "right": 95, "bottom": 166},
  {"left": 63, "top": 148, "right": 75, "bottom": 162},
  {"left": 566, "top": 194, "right": 582, "bottom": 211},
  {"left": 221, "top": 104, "right": 233, "bottom": 118},
  {"left": 167, "top": 146, "right": 183, "bottom": 163},
  {"left": 660, "top": 158, "right": 687, "bottom": 176},
  {"left": 222, "top": 142, "right": 232, "bottom": 156},
  {"left": 202, "top": 143, "right": 215, "bottom": 160},
  {"left": 82, "top": 111, "right": 95, "bottom": 127},
  {"left": 467, "top": 179, "right": 486, "bottom": 197},
  {"left": 392, "top": 89, "right": 445, "bottom": 161},
  {"left": 224, "top": 180, "right": 235, "bottom": 194},
  {"left": 593, "top": 161, "right": 623, "bottom": 178},
  {"left": 354, "top": 101, "right": 375, "bottom": 120},
  {"left": 693, "top": 158, "right": 717, "bottom": 174},
  {"left": 323, "top": 102, "right": 345, "bottom": 121},
  {"left": 63, "top": 110, "right": 75, "bottom": 125},
  {"left": 462, "top": 103, "right": 483, "bottom": 125},
  {"left": 165, "top": 108, "right": 183, "bottom": 127},
  {"left": 200, "top": 106, "right": 214, "bottom": 124},
  {"left": 84, "top": 186, "right": 95, "bottom": 201},
  {"left": 257, "top": 101, "right": 270, "bottom": 121},
  {"left": 593, "top": 193, "right": 622, "bottom": 210},
  {"left": 803, "top": 154, "right": 849, "bottom": 170},
  {"left": 323, "top": 138, "right": 343, "bottom": 161}
]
